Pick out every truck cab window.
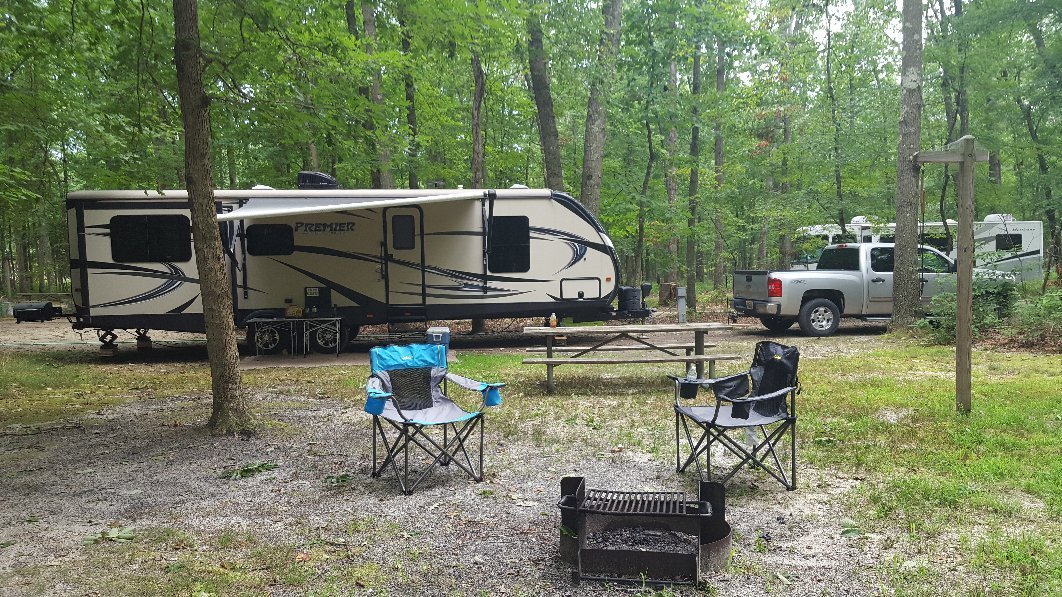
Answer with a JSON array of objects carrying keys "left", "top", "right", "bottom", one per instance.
[
  {"left": 816, "top": 247, "right": 860, "bottom": 270},
  {"left": 488, "top": 216, "right": 530, "bottom": 273},
  {"left": 110, "top": 215, "right": 192, "bottom": 263},
  {"left": 870, "top": 247, "right": 894, "bottom": 272},
  {"left": 246, "top": 224, "right": 294, "bottom": 256},
  {"left": 918, "top": 249, "right": 952, "bottom": 273}
]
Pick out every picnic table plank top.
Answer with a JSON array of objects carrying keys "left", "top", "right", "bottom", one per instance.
[
  {"left": 523, "top": 354, "right": 741, "bottom": 364},
  {"left": 522, "top": 323, "right": 731, "bottom": 335}
]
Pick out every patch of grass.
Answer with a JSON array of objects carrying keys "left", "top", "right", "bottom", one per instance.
[
  {"left": 0, "top": 350, "right": 210, "bottom": 426},
  {"left": 973, "top": 532, "right": 1062, "bottom": 595},
  {"left": 220, "top": 461, "right": 278, "bottom": 480}
]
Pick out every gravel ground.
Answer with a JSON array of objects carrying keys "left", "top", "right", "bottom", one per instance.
[{"left": 0, "top": 318, "right": 891, "bottom": 595}]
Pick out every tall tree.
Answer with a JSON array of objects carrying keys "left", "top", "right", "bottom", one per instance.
[
  {"left": 579, "top": 0, "right": 622, "bottom": 215},
  {"left": 711, "top": 37, "right": 728, "bottom": 288},
  {"left": 527, "top": 5, "right": 564, "bottom": 190},
  {"left": 173, "top": 0, "right": 252, "bottom": 434},
  {"left": 892, "top": 0, "right": 924, "bottom": 328},
  {"left": 471, "top": 51, "right": 486, "bottom": 187},
  {"left": 686, "top": 42, "right": 702, "bottom": 309},
  {"left": 361, "top": 2, "right": 393, "bottom": 188}
]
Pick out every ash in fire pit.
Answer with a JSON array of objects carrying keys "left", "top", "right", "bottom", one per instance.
[
  {"left": 558, "top": 477, "right": 732, "bottom": 585},
  {"left": 585, "top": 526, "right": 698, "bottom": 554}
]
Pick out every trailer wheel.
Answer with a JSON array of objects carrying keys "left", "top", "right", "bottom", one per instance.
[
  {"left": 798, "top": 298, "right": 840, "bottom": 337},
  {"left": 308, "top": 324, "right": 346, "bottom": 354},
  {"left": 249, "top": 323, "right": 287, "bottom": 355},
  {"left": 759, "top": 316, "right": 796, "bottom": 333}
]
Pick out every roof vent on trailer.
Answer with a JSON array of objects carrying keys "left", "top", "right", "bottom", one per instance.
[
  {"left": 983, "top": 213, "right": 1015, "bottom": 223},
  {"left": 297, "top": 171, "right": 339, "bottom": 190},
  {"left": 850, "top": 215, "right": 871, "bottom": 225}
]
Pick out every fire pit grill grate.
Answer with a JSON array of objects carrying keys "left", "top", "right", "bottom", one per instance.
[
  {"left": 559, "top": 477, "right": 732, "bottom": 585},
  {"left": 581, "top": 489, "right": 688, "bottom": 515}
]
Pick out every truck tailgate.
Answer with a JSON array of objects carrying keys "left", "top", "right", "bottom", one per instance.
[{"left": 733, "top": 270, "right": 769, "bottom": 300}]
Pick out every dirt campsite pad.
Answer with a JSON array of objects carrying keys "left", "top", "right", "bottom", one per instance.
[{"left": 0, "top": 318, "right": 1014, "bottom": 595}]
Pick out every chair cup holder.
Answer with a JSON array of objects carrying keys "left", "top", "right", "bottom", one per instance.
[
  {"left": 485, "top": 387, "right": 502, "bottom": 406},
  {"left": 678, "top": 380, "right": 701, "bottom": 399},
  {"left": 365, "top": 395, "right": 386, "bottom": 415}
]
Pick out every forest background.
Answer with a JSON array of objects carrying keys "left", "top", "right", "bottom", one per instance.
[{"left": 0, "top": 0, "right": 1058, "bottom": 302}]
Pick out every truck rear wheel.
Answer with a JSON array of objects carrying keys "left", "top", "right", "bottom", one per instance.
[
  {"left": 798, "top": 298, "right": 840, "bottom": 337},
  {"left": 759, "top": 316, "right": 796, "bottom": 333}
]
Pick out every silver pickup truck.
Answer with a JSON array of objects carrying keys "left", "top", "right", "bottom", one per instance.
[{"left": 732, "top": 243, "right": 957, "bottom": 336}]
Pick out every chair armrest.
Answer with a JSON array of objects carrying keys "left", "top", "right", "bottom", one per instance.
[
  {"left": 717, "top": 386, "right": 795, "bottom": 404},
  {"left": 446, "top": 373, "right": 505, "bottom": 407},
  {"left": 704, "top": 372, "right": 750, "bottom": 399},
  {"left": 365, "top": 376, "right": 393, "bottom": 416}
]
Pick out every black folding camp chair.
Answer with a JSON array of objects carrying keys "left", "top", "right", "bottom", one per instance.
[
  {"left": 673, "top": 341, "right": 799, "bottom": 490},
  {"left": 364, "top": 343, "right": 504, "bottom": 494}
]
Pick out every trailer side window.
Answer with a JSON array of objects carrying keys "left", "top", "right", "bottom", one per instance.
[
  {"left": 995, "top": 234, "right": 1021, "bottom": 251},
  {"left": 246, "top": 224, "right": 294, "bottom": 256},
  {"left": 391, "top": 215, "right": 416, "bottom": 251},
  {"left": 110, "top": 215, "right": 192, "bottom": 263},
  {"left": 488, "top": 216, "right": 530, "bottom": 273}
]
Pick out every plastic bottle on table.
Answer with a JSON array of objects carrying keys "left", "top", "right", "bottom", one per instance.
[{"left": 549, "top": 312, "right": 558, "bottom": 328}]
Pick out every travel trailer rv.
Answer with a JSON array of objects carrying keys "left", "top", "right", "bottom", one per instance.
[
  {"left": 59, "top": 174, "right": 646, "bottom": 353},
  {"left": 793, "top": 215, "right": 1043, "bottom": 282}
]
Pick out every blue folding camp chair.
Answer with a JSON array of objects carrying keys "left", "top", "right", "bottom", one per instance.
[{"left": 364, "top": 343, "right": 504, "bottom": 494}]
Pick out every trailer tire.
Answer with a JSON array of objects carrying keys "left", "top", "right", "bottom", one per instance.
[
  {"left": 759, "top": 316, "right": 796, "bottom": 333},
  {"left": 798, "top": 298, "right": 840, "bottom": 337},
  {"left": 248, "top": 323, "right": 288, "bottom": 355}
]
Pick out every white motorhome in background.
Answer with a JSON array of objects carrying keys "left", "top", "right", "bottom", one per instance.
[
  {"left": 61, "top": 174, "right": 646, "bottom": 352},
  {"left": 793, "top": 215, "right": 1043, "bottom": 282}
]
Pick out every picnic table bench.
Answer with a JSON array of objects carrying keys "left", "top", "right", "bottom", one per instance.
[{"left": 522, "top": 323, "right": 736, "bottom": 393}]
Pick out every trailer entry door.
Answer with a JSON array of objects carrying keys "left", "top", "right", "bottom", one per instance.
[{"left": 383, "top": 206, "right": 426, "bottom": 316}]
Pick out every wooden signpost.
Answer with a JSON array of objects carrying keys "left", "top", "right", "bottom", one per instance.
[{"left": 914, "top": 135, "right": 988, "bottom": 414}]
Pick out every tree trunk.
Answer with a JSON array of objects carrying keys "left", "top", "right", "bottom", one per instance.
[
  {"left": 471, "top": 52, "right": 486, "bottom": 187},
  {"left": 1, "top": 215, "right": 12, "bottom": 299},
  {"left": 527, "top": 9, "right": 564, "bottom": 190},
  {"left": 825, "top": 1, "right": 844, "bottom": 214},
  {"left": 892, "top": 0, "right": 924, "bottom": 328},
  {"left": 711, "top": 37, "right": 727, "bottom": 289},
  {"left": 637, "top": 120, "right": 657, "bottom": 286},
  {"left": 579, "top": 0, "right": 622, "bottom": 215},
  {"left": 686, "top": 46, "right": 701, "bottom": 309},
  {"left": 361, "top": 2, "right": 392, "bottom": 188},
  {"left": 399, "top": 11, "right": 419, "bottom": 188},
  {"left": 173, "top": 0, "right": 252, "bottom": 435},
  {"left": 1044, "top": 208, "right": 1059, "bottom": 293},
  {"left": 663, "top": 57, "right": 679, "bottom": 285}
]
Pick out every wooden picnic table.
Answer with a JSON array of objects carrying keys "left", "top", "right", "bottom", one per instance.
[{"left": 522, "top": 322, "right": 736, "bottom": 393}]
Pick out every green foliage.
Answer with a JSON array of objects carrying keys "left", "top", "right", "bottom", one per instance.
[
  {"left": 1006, "top": 291, "right": 1062, "bottom": 347},
  {"left": 915, "top": 275, "right": 1019, "bottom": 343},
  {"left": 84, "top": 527, "right": 136, "bottom": 545},
  {"left": 220, "top": 462, "right": 278, "bottom": 480}
]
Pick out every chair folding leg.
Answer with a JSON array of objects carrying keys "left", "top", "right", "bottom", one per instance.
[
  {"left": 703, "top": 422, "right": 796, "bottom": 490},
  {"left": 371, "top": 414, "right": 486, "bottom": 494},
  {"left": 675, "top": 414, "right": 797, "bottom": 491}
]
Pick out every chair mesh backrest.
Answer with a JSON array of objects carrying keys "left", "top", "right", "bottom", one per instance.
[
  {"left": 750, "top": 341, "right": 799, "bottom": 396},
  {"left": 744, "top": 341, "right": 799, "bottom": 419},
  {"left": 369, "top": 343, "right": 448, "bottom": 411},
  {"left": 387, "top": 367, "right": 436, "bottom": 410}
]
